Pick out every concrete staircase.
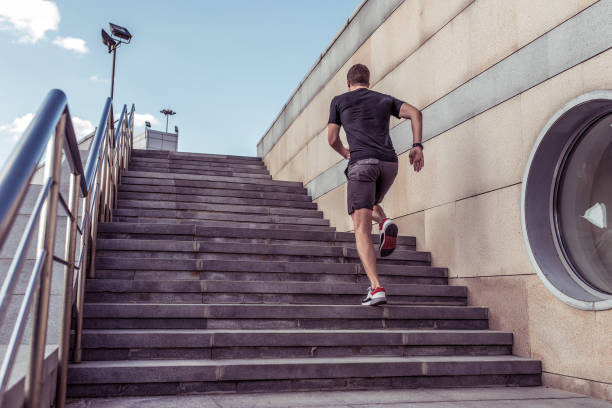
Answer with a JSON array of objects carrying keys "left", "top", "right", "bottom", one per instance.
[{"left": 66, "top": 149, "right": 541, "bottom": 397}]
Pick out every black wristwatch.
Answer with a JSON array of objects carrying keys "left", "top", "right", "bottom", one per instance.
[{"left": 412, "top": 143, "right": 423, "bottom": 150}]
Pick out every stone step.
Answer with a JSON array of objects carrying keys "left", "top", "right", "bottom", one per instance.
[
  {"left": 94, "top": 259, "right": 447, "bottom": 285},
  {"left": 111, "top": 216, "right": 335, "bottom": 231},
  {"left": 115, "top": 199, "right": 324, "bottom": 219},
  {"left": 129, "top": 165, "right": 272, "bottom": 179},
  {"left": 66, "top": 355, "right": 541, "bottom": 397},
  {"left": 96, "top": 223, "right": 416, "bottom": 250},
  {"left": 117, "top": 191, "right": 318, "bottom": 209},
  {"left": 120, "top": 176, "right": 306, "bottom": 195},
  {"left": 94, "top": 239, "right": 431, "bottom": 265},
  {"left": 123, "top": 170, "right": 302, "bottom": 189},
  {"left": 130, "top": 156, "right": 269, "bottom": 171},
  {"left": 84, "top": 280, "right": 467, "bottom": 305},
  {"left": 132, "top": 149, "right": 263, "bottom": 164},
  {"left": 112, "top": 208, "right": 330, "bottom": 227},
  {"left": 77, "top": 329, "right": 513, "bottom": 361},
  {"left": 121, "top": 176, "right": 307, "bottom": 194},
  {"left": 82, "top": 303, "right": 489, "bottom": 330},
  {"left": 118, "top": 183, "right": 312, "bottom": 202},
  {"left": 94, "top": 258, "right": 445, "bottom": 277}
]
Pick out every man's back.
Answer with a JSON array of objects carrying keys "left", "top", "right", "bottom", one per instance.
[{"left": 328, "top": 88, "right": 403, "bottom": 164}]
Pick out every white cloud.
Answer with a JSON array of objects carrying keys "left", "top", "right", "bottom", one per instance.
[
  {"left": 71, "top": 117, "right": 94, "bottom": 137},
  {"left": 0, "top": 112, "right": 34, "bottom": 141},
  {"left": 89, "top": 74, "right": 109, "bottom": 83},
  {"left": 0, "top": 0, "right": 59, "bottom": 43},
  {"left": 52, "top": 36, "right": 88, "bottom": 54},
  {"left": 134, "top": 113, "right": 160, "bottom": 129}
]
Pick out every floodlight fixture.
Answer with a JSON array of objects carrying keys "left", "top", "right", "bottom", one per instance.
[
  {"left": 145, "top": 121, "right": 151, "bottom": 128},
  {"left": 160, "top": 109, "right": 177, "bottom": 134},
  {"left": 109, "top": 23, "right": 132, "bottom": 42},
  {"left": 100, "top": 22, "right": 132, "bottom": 100},
  {"left": 101, "top": 29, "right": 116, "bottom": 53}
]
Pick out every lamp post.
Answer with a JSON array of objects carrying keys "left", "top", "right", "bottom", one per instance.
[
  {"left": 101, "top": 23, "right": 132, "bottom": 100},
  {"left": 160, "top": 109, "right": 176, "bottom": 134}
]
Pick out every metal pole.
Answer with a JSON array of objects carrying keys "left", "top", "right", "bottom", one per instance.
[
  {"left": 25, "top": 115, "right": 65, "bottom": 408},
  {"left": 110, "top": 46, "right": 117, "bottom": 100},
  {"left": 165, "top": 114, "right": 169, "bottom": 134},
  {"left": 55, "top": 173, "right": 80, "bottom": 408}
]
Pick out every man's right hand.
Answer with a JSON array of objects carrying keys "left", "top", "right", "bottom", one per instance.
[
  {"left": 409, "top": 147, "right": 424, "bottom": 172},
  {"left": 343, "top": 148, "right": 350, "bottom": 160}
]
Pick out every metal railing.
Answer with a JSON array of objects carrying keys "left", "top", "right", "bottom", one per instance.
[{"left": 0, "top": 89, "right": 134, "bottom": 408}]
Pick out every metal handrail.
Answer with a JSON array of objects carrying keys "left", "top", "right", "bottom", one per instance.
[{"left": 0, "top": 89, "right": 134, "bottom": 408}]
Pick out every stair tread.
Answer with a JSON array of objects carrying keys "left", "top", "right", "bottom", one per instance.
[
  {"left": 85, "top": 279, "right": 466, "bottom": 296},
  {"left": 71, "top": 354, "right": 537, "bottom": 368}
]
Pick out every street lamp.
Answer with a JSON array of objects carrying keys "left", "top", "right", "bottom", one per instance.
[
  {"left": 160, "top": 109, "right": 176, "bottom": 134},
  {"left": 101, "top": 22, "right": 132, "bottom": 100}
]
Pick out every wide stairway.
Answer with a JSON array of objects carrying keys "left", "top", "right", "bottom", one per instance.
[{"left": 67, "top": 149, "right": 541, "bottom": 397}]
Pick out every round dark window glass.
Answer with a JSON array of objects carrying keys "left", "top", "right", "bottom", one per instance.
[{"left": 556, "top": 113, "right": 612, "bottom": 294}]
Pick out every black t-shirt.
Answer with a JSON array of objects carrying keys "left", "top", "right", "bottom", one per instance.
[{"left": 328, "top": 88, "right": 404, "bottom": 164}]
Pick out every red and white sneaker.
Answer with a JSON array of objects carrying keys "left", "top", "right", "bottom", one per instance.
[
  {"left": 379, "top": 218, "right": 398, "bottom": 257},
  {"left": 361, "top": 287, "right": 387, "bottom": 306}
]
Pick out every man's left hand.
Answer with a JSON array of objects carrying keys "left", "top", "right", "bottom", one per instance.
[{"left": 409, "top": 147, "right": 424, "bottom": 172}]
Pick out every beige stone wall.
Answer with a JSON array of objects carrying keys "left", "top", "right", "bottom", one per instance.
[{"left": 261, "top": 0, "right": 611, "bottom": 401}]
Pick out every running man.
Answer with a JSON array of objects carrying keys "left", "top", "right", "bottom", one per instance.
[{"left": 327, "top": 63, "right": 424, "bottom": 306}]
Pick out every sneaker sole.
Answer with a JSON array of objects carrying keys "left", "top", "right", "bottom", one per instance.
[
  {"left": 380, "top": 223, "right": 398, "bottom": 257},
  {"left": 362, "top": 298, "right": 387, "bottom": 306}
]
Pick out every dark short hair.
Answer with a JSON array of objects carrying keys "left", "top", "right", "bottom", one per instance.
[{"left": 347, "top": 64, "right": 370, "bottom": 86}]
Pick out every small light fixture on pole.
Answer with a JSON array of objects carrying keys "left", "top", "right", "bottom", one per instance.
[
  {"left": 101, "top": 23, "right": 132, "bottom": 100},
  {"left": 160, "top": 109, "right": 176, "bottom": 134}
]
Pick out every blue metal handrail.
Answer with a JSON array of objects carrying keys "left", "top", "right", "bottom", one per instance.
[{"left": 0, "top": 89, "right": 134, "bottom": 408}]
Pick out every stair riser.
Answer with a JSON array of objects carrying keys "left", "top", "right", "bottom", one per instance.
[
  {"left": 119, "top": 184, "right": 312, "bottom": 202},
  {"left": 131, "top": 150, "right": 262, "bottom": 162},
  {"left": 113, "top": 210, "right": 329, "bottom": 226},
  {"left": 66, "top": 374, "right": 540, "bottom": 398},
  {"left": 129, "top": 166, "right": 272, "bottom": 179},
  {"left": 121, "top": 177, "right": 307, "bottom": 194},
  {"left": 131, "top": 150, "right": 262, "bottom": 163},
  {"left": 129, "top": 160, "right": 269, "bottom": 173},
  {"left": 80, "top": 345, "right": 511, "bottom": 361},
  {"left": 82, "top": 318, "right": 489, "bottom": 330},
  {"left": 112, "top": 217, "right": 334, "bottom": 231},
  {"left": 97, "top": 224, "right": 415, "bottom": 247},
  {"left": 117, "top": 192, "right": 318, "bottom": 209},
  {"left": 97, "top": 235, "right": 416, "bottom": 251},
  {"left": 96, "top": 252, "right": 430, "bottom": 265},
  {"left": 83, "top": 292, "right": 466, "bottom": 306},
  {"left": 94, "top": 270, "right": 447, "bottom": 285},
  {"left": 123, "top": 171, "right": 301, "bottom": 189},
  {"left": 129, "top": 162, "right": 269, "bottom": 174},
  {"left": 116, "top": 201, "right": 323, "bottom": 218},
  {"left": 95, "top": 241, "right": 425, "bottom": 260}
]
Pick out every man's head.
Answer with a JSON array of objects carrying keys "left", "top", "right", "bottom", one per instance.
[{"left": 347, "top": 64, "right": 370, "bottom": 89}]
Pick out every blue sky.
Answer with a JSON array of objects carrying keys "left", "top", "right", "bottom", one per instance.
[{"left": 0, "top": 0, "right": 361, "bottom": 166}]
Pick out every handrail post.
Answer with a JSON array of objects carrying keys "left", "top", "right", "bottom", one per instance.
[
  {"left": 25, "top": 114, "right": 65, "bottom": 408},
  {"left": 73, "top": 193, "right": 92, "bottom": 363},
  {"left": 55, "top": 172, "right": 80, "bottom": 408}
]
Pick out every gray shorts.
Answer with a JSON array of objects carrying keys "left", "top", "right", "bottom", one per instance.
[{"left": 345, "top": 158, "right": 398, "bottom": 215}]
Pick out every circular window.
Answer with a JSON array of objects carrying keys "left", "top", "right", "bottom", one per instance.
[
  {"left": 556, "top": 113, "right": 612, "bottom": 295},
  {"left": 522, "top": 90, "right": 612, "bottom": 310}
]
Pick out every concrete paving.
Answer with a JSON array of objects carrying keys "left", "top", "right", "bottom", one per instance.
[{"left": 67, "top": 387, "right": 612, "bottom": 408}]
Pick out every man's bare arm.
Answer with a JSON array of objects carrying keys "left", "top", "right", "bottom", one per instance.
[
  {"left": 399, "top": 103, "right": 424, "bottom": 172},
  {"left": 399, "top": 103, "right": 422, "bottom": 145},
  {"left": 328, "top": 123, "right": 350, "bottom": 160}
]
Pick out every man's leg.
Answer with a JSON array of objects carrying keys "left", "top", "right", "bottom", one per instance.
[
  {"left": 372, "top": 204, "right": 386, "bottom": 225},
  {"left": 352, "top": 208, "right": 381, "bottom": 289}
]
